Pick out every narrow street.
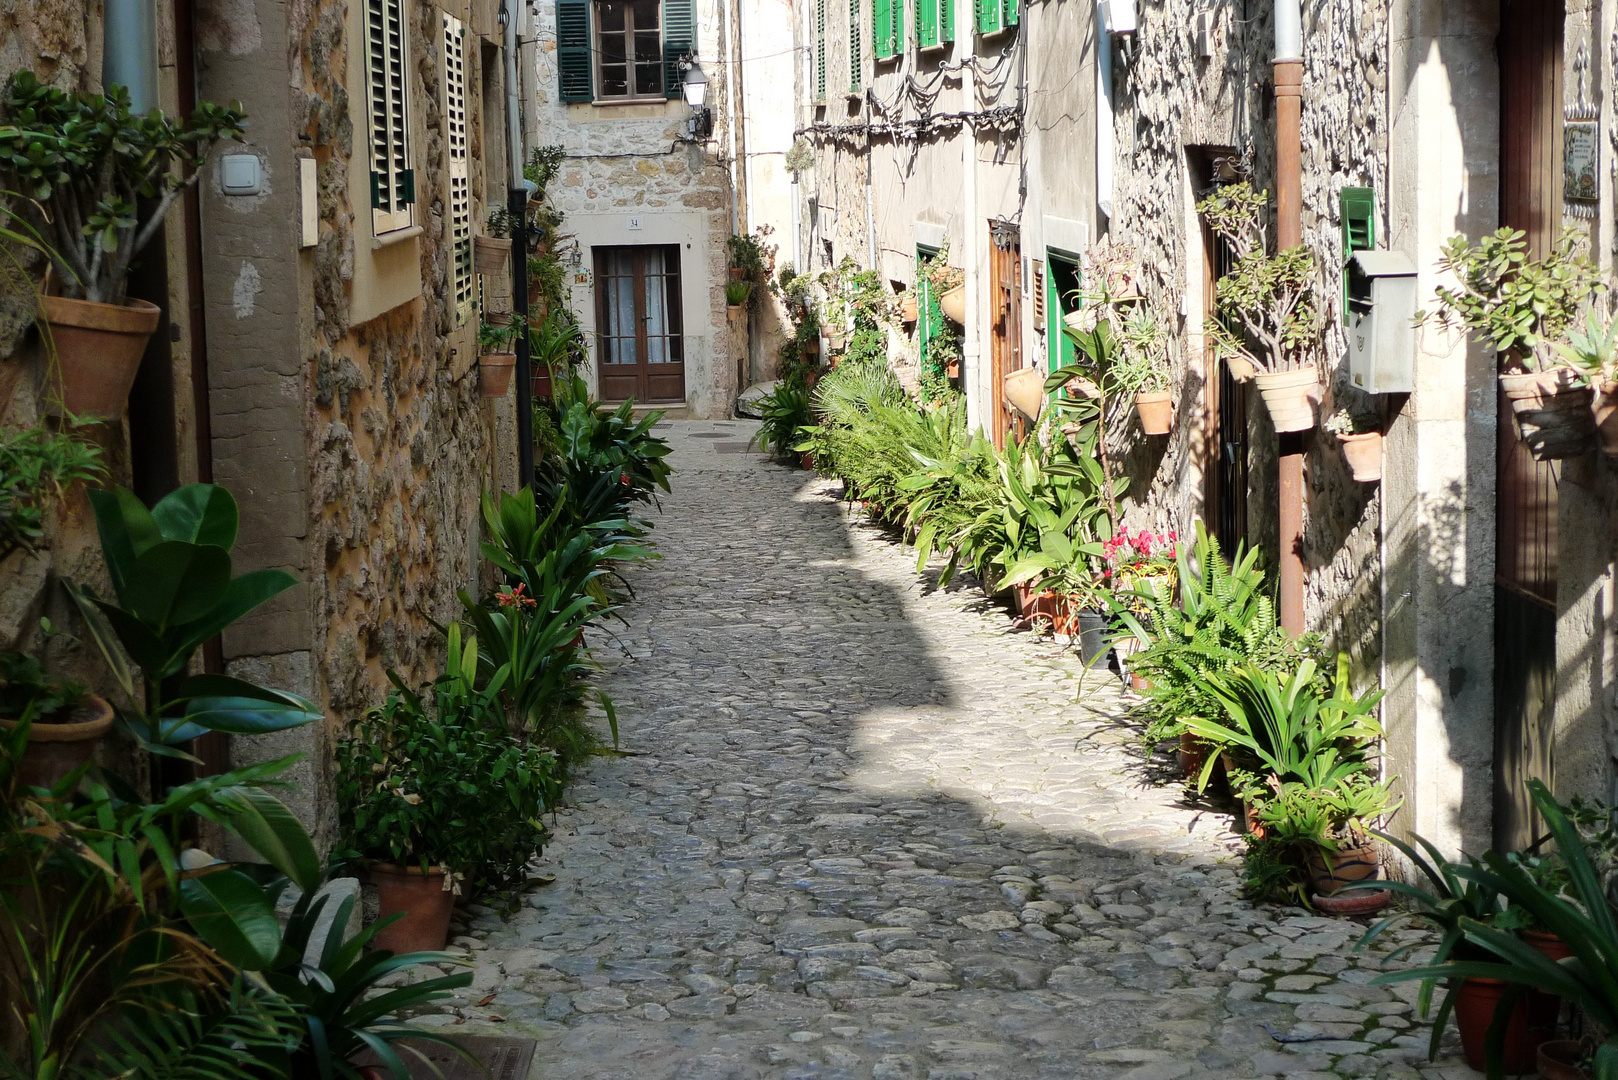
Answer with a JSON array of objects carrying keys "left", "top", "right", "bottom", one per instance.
[{"left": 427, "top": 422, "right": 1464, "bottom": 1080}]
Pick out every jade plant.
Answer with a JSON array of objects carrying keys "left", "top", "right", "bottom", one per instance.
[
  {"left": 0, "top": 72, "right": 246, "bottom": 304},
  {"left": 1196, "top": 181, "right": 1320, "bottom": 375}
]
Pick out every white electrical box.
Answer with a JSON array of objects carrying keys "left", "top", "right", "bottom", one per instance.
[
  {"left": 1099, "top": 0, "right": 1136, "bottom": 34},
  {"left": 220, "top": 153, "right": 263, "bottom": 196},
  {"left": 1346, "top": 249, "right": 1417, "bottom": 395}
]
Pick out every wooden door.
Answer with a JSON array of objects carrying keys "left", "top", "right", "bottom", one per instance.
[
  {"left": 1493, "top": 0, "right": 1563, "bottom": 852},
  {"left": 988, "top": 231, "right": 1021, "bottom": 447},
  {"left": 595, "top": 244, "right": 686, "bottom": 403}
]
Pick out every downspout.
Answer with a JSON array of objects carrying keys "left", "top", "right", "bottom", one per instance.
[
  {"left": 1273, "top": 0, "right": 1306, "bottom": 633},
  {"left": 504, "top": 0, "right": 534, "bottom": 487},
  {"left": 1094, "top": 8, "right": 1113, "bottom": 223},
  {"left": 104, "top": 0, "right": 159, "bottom": 108},
  {"left": 960, "top": 5, "right": 982, "bottom": 432},
  {"left": 865, "top": 93, "right": 877, "bottom": 269}
]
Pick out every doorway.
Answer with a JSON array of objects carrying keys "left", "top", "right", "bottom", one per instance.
[
  {"left": 1193, "top": 150, "right": 1249, "bottom": 555},
  {"left": 988, "top": 227, "right": 1021, "bottom": 448},
  {"left": 594, "top": 244, "right": 686, "bottom": 403},
  {"left": 1492, "top": 0, "right": 1563, "bottom": 852}
]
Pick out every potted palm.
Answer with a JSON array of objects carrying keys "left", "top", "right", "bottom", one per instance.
[
  {"left": 0, "top": 73, "right": 245, "bottom": 418},
  {"left": 1426, "top": 229, "right": 1603, "bottom": 460},
  {"left": 476, "top": 208, "right": 517, "bottom": 275},
  {"left": 1323, "top": 408, "right": 1382, "bottom": 482},
  {"left": 1197, "top": 182, "right": 1321, "bottom": 432}
]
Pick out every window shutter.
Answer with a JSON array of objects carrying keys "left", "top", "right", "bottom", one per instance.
[
  {"left": 556, "top": 0, "right": 593, "bottom": 102},
  {"left": 940, "top": 0, "right": 953, "bottom": 41},
  {"left": 663, "top": 0, "right": 696, "bottom": 100},
  {"left": 815, "top": 0, "right": 828, "bottom": 98},
  {"left": 893, "top": 0, "right": 904, "bottom": 57},
  {"left": 848, "top": 0, "right": 862, "bottom": 90},
  {"left": 365, "top": 0, "right": 413, "bottom": 234},
  {"left": 1001, "top": 0, "right": 1016, "bottom": 28},
  {"left": 443, "top": 14, "right": 473, "bottom": 317},
  {"left": 872, "top": 0, "right": 887, "bottom": 60},
  {"left": 917, "top": 0, "right": 937, "bottom": 49}
]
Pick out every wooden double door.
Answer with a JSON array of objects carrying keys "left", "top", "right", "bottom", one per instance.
[
  {"left": 595, "top": 244, "right": 686, "bottom": 403},
  {"left": 988, "top": 231, "right": 1021, "bottom": 448}
]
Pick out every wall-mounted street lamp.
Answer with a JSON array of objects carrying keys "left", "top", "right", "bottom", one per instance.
[{"left": 678, "top": 56, "right": 713, "bottom": 140}]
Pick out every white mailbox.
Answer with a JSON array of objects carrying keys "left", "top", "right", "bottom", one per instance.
[{"left": 1346, "top": 249, "right": 1417, "bottom": 394}]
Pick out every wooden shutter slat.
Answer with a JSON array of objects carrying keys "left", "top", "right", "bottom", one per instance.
[
  {"left": 663, "top": 0, "right": 695, "bottom": 99},
  {"left": 848, "top": 0, "right": 861, "bottom": 90},
  {"left": 941, "top": 0, "right": 952, "bottom": 42},
  {"left": 444, "top": 14, "right": 472, "bottom": 313},
  {"left": 917, "top": 0, "right": 936, "bottom": 50},
  {"left": 556, "top": 0, "right": 594, "bottom": 102},
  {"left": 815, "top": 0, "right": 827, "bottom": 98}
]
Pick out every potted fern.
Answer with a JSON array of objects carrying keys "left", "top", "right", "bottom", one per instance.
[
  {"left": 1323, "top": 408, "right": 1382, "bottom": 482},
  {"left": 1196, "top": 182, "right": 1321, "bottom": 432},
  {"left": 0, "top": 73, "right": 245, "bottom": 417},
  {"left": 1426, "top": 228, "right": 1603, "bottom": 460}
]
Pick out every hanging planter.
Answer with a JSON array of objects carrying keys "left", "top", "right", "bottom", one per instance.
[
  {"left": 479, "top": 352, "right": 516, "bottom": 397},
  {"left": 1253, "top": 366, "right": 1319, "bottom": 433},
  {"left": 1003, "top": 368, "right": 1045, "bottom": 421},
  {"left": 825, "top": 330, "right": 847, "bottom": 353},
  {"left": 474, "top": 235, "right": 512, "bottom": 276},
  {"left": 727, "top": 304, "right": 745, "bottom": 322},
  {"left": 1134, "top": 391, "right": 1172, "bottom": 435},
  {"left": 938, "top": 284, "right": 967, "bottom": 325},
  {"left": 945, "top": 358, "right": 960, "bottom": 379},
  {"left": 1500, "top": 366, "right": 1595, "bottom": 460},
  {"left": 899, "top": 293, "right": 919, "bottom": 323},
  {"left": 1338, "top": 431, "right": 1382, "bottom": 482},
  {"left": 39, "top": 296, "right": 162, "bottom": 418}
]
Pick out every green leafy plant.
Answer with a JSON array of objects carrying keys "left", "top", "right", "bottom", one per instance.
[
  {"left": 1553, "top": 297, "right": 1618, "bottom": 386},
  {"left": 1195, "top": 181, "right": 1320, "bottom": 374},
  {"left": 728, "top": 232, "right": 768, "bottom": 281},
  {"left": 725, "top": 279, "right": 753, "bottom": 306},
  {"left": 1110, "top": 304, "right": 1172, "bottom": 395},
  {"left": 1425, "top": 228, "right": 1603, "bottom": 369},
  {"left": 0, "top": 72, "right": 246, "bottom": 303},
  {"left": 750, "top": 383, "right": 813, "bottom": 457},
  {"left": 486, "top": 207, "right": 517, "bottom": 238},
  {"left": 65, "top": 484, "right": 322, "bottom": 751},
  {"left": 0, "top": 422, "right": 104, "bottom": 560},
  {"left": 477, "top": 316, "right": 524, "bottom": 354},
  {"left": 0, "top": 650, "right": 85, "bottom": 722},
  {"left": 523, "top": 144, "right": 566, "bottom": 196},
  {"left": 528, "top": 308, "right": 588, "bottom": 381},
  {"left": 1322, "top": 407, "right": 1376, "bottom": 437}
]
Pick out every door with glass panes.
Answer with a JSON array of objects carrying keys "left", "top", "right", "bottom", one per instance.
[{"left": 595, "top": 245, "right": 685, "bottom": 402}]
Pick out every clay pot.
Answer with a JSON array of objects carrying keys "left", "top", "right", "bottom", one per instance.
[
  {"left": 899, "top": 294, "right": 919, "bottom": 323},
  {"left": 1338, "top": 431, "right": 1382, "bottom": 482},
  {"left": 727, "top": 304, "right": 745, "bottom": 322},
  {"left": 1135, "top": 391, "right": 1172, "bottom": 435},
  {"left": 1003, "top": 368, "right": 1046, "bottom": 421},
  {"left": 1312, "top": 888, "right": 1392, "bottom": 916},
  {"left": 945, "top": 358, "right": 960, "bottom": 379},
  {"left": 1452, "top": 976, "right": 1546, "bottom": 1074},
  {"left": 1253, "top": 366, "right": 1319, "bottom": 433},
  {"left": 1225, "top": 355, "right": 1257, "bottom": 382},
  {"left": 1500, "top": 367, "right": 1595, "bottom": 461},
  {"left": 825, "top": 332, "right": 847, "bottom": 353},
  {"left": 1594, "top": 380, "right": 1618, "bottom": 455},
  {"left": 799, "top": 451, "right": 816, "bottom": 471},
  {"left": 1538, "top": 1040, "right": 1592, "bottom": 1080},
  {"left": 474, "top": 235, "right": 512, "bottom": 276},
  {"left": 370, "top": 863, "right": 455, "bottom": 954},
  {"left": 0, "top": 696, "right": 114, "bottom": 791},
  {"left": 39, "top": 296, "right": 161, "bottom": 419},
  {"left": 1306, "top": 840, "right": 1380, "bottom": 896},
  {"left": 479, "top": 352, "right": 516, "bottom": 397},
  {"left": 1523, "top": 929, "right": 1573, "bottom": 962},
  {"left": 1179, "top": 731, "right": 1212, "bottom": 780},
  {"left": 1014, "top": 583, "right": 1063, "bottom": 627},
  {"left": 938, "top": 284, "right": 967, "bottom": 325}
]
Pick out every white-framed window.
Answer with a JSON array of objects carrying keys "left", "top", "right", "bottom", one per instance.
[
  {"left": 443, "top": 12, "right": 472, "bottom": 316},
  {"left": 365, "top": 0, "right": 415, "bottom": 235},
  {"left": 595, "top": 0, "right": 666, "bottom": 99}
]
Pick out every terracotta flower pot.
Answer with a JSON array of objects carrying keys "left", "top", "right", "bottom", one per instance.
[
  {"left": 727, "top": 304, "right": 745, "bottom": 322},
  {"left": 1003, "top": 367, "right": 1046, "bottom": 421},
  {"left": 1179, "top": 731, "right": 1211, "bottom": 779},
  {"left": 370, "top": 863, "right": 455, "bottom": 954},
  {"left": 1135, "top": 391, "right": 1172, "bottom": 435},
  {"left": 1500, "top": 367, "right": 1596, "bottom": 461},
  {"left": 1538, "top": 1040, "right": 1592, "bottom": 1080},
  {"left": 474, "top": 235, "right": 512, "bottom": 276},
  {"left": 479, "top": 352, "right": 516, "bottom": 397},
  {"left": 938, "top": 284, "right": 967, "bottom": 325},
  {"left": 899, "top": 294, "right": 919, "bottom": 323},
  {"left": 1253, "top": 366, "right": 1319, "bottom": 433},
  {"left": 1453, "top": 976, "right": 1546, "bottom": 1074},
  {"left": 1312, "top": 887, "right": 1392, "bottom": 916},
  {"left": 1594, "top": 379, "right": 1618, "bottom": 455},
  {"left": 945, "top": 358, "right": 960, "bottom": 379},
  {"left": 1338, "top": 431, "right": 1382, "bottom": 482},
  {"left": 825, "top": 332, "right": 847, "bottom": 353},
  {"left": 1523, "top": 928, "right": 1573, "bottom": 962},
  {"left": 1306, "top": 840, "right": 1380, "bottom": 895},
  {"left": 0, "top": 695, "right": 114, "bottom": 791},
  {"left": 799, "top": 451, "right": 815, "bottom": 470},
  {"left": 1014, "top": 583, "right": 1063, "bottom": 628},
  {"left": 39, "top": 296, "right": 161, "bottom": 419}
]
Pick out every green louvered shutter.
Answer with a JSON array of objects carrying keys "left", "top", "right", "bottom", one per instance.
[
  {"left": 872, "top": 0, "right": 890, "bottom": 59},
  {"left": 891, "top": 0, "right": 904, "bottom": 57},
  {"left": 556, "top": 0, "right": 593, "bottom": 102},
  {"left": 815, "top": 0, "right": 827, "bottom": 97},
  {"left": 974, "top": 0, "right": 1000, "bottom": 36},
  {"left": 940, "top": 0, "right": 953, "bottom": 41},
  {"left": 917, "top": 0, "right": 937, "bottom": 48},
  {"left": 1001, "top": 0, "right": 1016, "bottom": 28},
  {"left": 848, "top": 0, "right": 862, "bottom": 90},
  {"left": 663, "top": 0, "right": 695, "bottom": 98}
]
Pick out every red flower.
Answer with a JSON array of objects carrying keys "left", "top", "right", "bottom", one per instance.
[{"left": 496, "top": 583, "right": 538, "bottom": 609}]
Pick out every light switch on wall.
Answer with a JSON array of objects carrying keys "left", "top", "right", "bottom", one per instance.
[{"left": 220, "top": 154, "right": 263, "bottom": 196}]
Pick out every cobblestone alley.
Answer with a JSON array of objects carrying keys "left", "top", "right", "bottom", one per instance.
[{"left": 422, "top": 422, "right": 1470, "bottom": 1080}]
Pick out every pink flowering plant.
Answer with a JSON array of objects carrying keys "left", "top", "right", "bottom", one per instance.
[{"left": 1103, "top": 527, "right": 1178, "bottom": 588}]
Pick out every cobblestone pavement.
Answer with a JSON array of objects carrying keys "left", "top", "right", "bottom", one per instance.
[{"left": 422, "top": 421, "right": 1472, "bottom": 1079}]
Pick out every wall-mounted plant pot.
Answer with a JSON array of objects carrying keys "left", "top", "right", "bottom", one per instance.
[
  {"left": 1224, "top": 355, "right": 1258, "bottom": 382},
  {"left": 1500, "top": 366, "right": 1595, "bottom": 460},
  {"left": 1134, "top": 391, "right": 1172, "bottom": 435},
  {"left": 938, "top": 284, "right": 967, "bottom": 325},
  {"left": 474, "top": 235, "right": 512, "bottom": 276},
  {"left": 945, "top": 359, "right": 960, "bottom": 379},
  {"left": 825, "top": 332, "right": 847, "bottom": 353},
  {"left": 1253, "top": 365, "right": 1318, "bottom": 433},
  {"left": 729, "top": 266, "right": 746, "bottom": 282},
  {"left": 727, "top": 304, "right": 745, "bottom": 322},
  {"left": 1338, "top": 431, "right": 1382, "bottom": 482},
  {"left": 39, "top": 296, "right": 161, "bottom": 419},
  {"left": 1003, "top": 368, "right": 1046, "bottom": 421},
  {"left": 1594, "top": 379, "right": 1618, "bottom": 454},
  {"left": 899, "top": 294, "right": 919, "bottom": 323},
  {"left": 1306, "top": 841, "right": 1380, "bottom": 895},
  {"left": 802, "top": 336, "right": 820, "bottom": 356},
  {"left": 0, "top": 695, "right": 114, "bottom": 791},
  {"left": 479, "top": 352, "right": 516, "bottom": 397},
  {"left": 370, "top": 863, "right": 455, "bottom": 953}
]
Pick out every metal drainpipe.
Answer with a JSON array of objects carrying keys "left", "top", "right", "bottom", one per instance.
[
  {"left": 1273, "top": 0, "right": 1306, "bottom": 634},
  {"left": 960, "top": 6, "right": 981, "bottom": 433},
  {"left": 104, "top": 0, "right": 159, "bottom": 108},
  {"left": 504, "top": 1, "right": 534, "bottom": 488}
]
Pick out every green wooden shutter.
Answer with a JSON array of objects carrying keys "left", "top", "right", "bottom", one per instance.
[
  {"left": 848, "top": 0, "right": 862, "bottom": 90},
  {"left": 1001, "top": 0, "right": 1016, "bottom": 28},
  {"left": 873, "top": 0, "right": 894, "bottom": 59},
  {"left": 940, "top": 0, "right": 952, "bottom": 41},
  {"left": 974, "top": 0, "right": 1001, "bottom": 36},
  {"left": 891, "top": 0, "right": 904, "bottom": 57},
  {"left": 556, "top": 0, "right": 593, "bottom": 102},
  {"left": 917, "top": 0, "right": 937, "bottom": 48},
  {"left": 815, "top": 0, "right": 827, "bottom": 97},
  {"left": 663, "top": 0, "right": 695, "bottom": 99},
  {"left": 1046, "top": 254, "right": 1079, "bottom": 382}
]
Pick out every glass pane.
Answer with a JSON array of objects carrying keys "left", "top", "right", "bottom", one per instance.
[
  {"left": 635, "top": 62, "right": 664, "bottom": 95},
  {"left": 633, "top": 30, "right": 660, "bottom": 62},
  {"left": 599, "top": 0, "right": 626, "bottom": 31},
  {"left": 600, "top": 32, "right": 626, "bottom": 63},
  {"left": 629, "top": 0, "right": 659, "bottom": 30},
  {"left": 600, "top": 63, "right": 628, "bottom": 96}
]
